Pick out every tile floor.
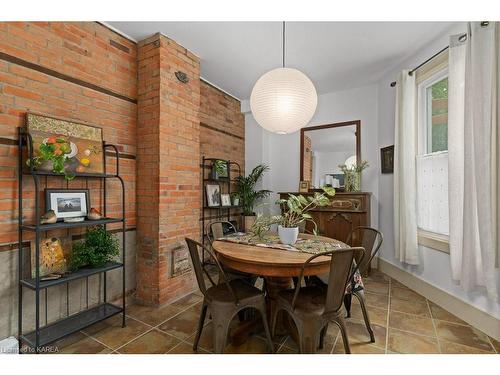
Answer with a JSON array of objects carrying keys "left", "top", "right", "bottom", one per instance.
[{"left": 40, "top": 270, "right": 499, "bottom": 354}]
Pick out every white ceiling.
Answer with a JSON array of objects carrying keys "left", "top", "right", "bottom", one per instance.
[{"left": 108, "top": 21, "right": 456, "bottom": 100}]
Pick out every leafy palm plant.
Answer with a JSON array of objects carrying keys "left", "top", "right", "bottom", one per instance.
[{"left": 234, "top": 164, "right": 271, "bottom": 216}]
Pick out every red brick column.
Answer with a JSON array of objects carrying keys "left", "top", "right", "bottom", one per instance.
[{"left": 136, "top": 34, "right": 200, "bottom": 306}]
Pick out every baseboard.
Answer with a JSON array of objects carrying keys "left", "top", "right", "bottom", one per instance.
[{"left": 377, "top": 258, "right": 500, "bottom": 341}]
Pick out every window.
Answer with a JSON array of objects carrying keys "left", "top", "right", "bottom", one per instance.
[{"left": 416, "top": 68, "right": 450, "bottom": 252}]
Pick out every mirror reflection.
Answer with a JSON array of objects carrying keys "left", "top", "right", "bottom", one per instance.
[{"left": 302, "top": 124, "right": 359, "bottom": 189}]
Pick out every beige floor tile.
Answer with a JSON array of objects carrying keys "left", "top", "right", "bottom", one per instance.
[
  {"left": 333, "top": 341, "right": 385, "bottom": 354},
  {"left": 126, "top": 303, "right": 182, "bottom": 326},
  {"left": 489, "top": 337, "right": 500, "bottom": 353},
  {"left": 434, "top": 320, "right": 494, "bottom": 352},
  {"left": 359, "top": 292, "right": 389, "bottom": 310},
  {"left": 389, "top": 311, "right": 435, "bottom": 337},
  {"left": 158, "top": 305, "right": 204, "bottom": 340},
  {"left": 390, "top": 296, "right": 430, "bottom": 317},
  {"left": 390, "top": 279, "right": 410, "bottom": 289},
  {"left": 362, "top": 279, "right": 390, "bottom": 295},
  {"left": 344, "top": 319, "right": 387, "bottom": 349},
  {"left": 170, "top": 293, "right": 203, "bottom": 310},
  {"left": 387, "top": 329, "right": 439, "bottom": 354},
  {"left": 118, "top": 329, "right": 181, "bottom": 354},
  {"left": 186, "top": 322, "right": 215, "bottom": 352},
  {"left": 225, "top": 335, "right": 272, "bottom": 354},
  {"left": 168, "top": 341, "right": 210, "bottom": 354},
  {"left": 390, "top": 286, "right": 426, "bottom": 302},
  {"left": 282, "top": 323, "right": 340, "bottom": 353},
  {"left": 365, "top": 269, "right": 390, "bottom": 284},
  {"left": 83, "top": 315, "right": 151, "bottom": 350},
  {"left": 428, "top": 301, "right": 467, "bottom": 325},
  {"left": 440, "top": 339, "right": 495, "bottom": 354},
  {"left": 349, "top": 303, "right": 388, "bottom": 327}
]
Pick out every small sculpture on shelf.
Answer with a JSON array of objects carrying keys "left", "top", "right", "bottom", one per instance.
[
  {"left": 40, "top": 210, "right": 57, "bottom": 225},
  {"left": 87, "top": 207, "right": 103, "bottom": 221}
]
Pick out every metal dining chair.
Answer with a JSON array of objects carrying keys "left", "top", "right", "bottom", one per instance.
[
  {"left": 343, "top": 226, "right": 383, "bottom": 343},
  {"left": 185, "top": 238, "right": 274, "bottom": 354},
  {"left": 270, "top": 247, "right": 365, "bottom": 354}
]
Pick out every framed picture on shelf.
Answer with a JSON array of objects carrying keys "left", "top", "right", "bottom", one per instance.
[
  {"left": 205, "top": 184, "right": 221, "bottom": 207},
  {"left": 299, "top": 180, "right": 310, "bottom": 193},
  {"left": 45, "top": 189, "right": 90, "bottom": 220},
  {"left": 30, "top": 237, "right": 71, "bottom": 278},
  {"left": 221, "top": 193, "right": 231, "bottom": 206},
  {"left": 26, "top": 112, "right": 105, "bottom": 175},
  {"left": 380, "top": 145, "right": 394, "bottom": 174}
]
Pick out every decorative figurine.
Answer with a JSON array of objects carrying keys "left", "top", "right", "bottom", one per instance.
[
  {"left": 87, "top": 207, "right": 103, "bottom": 221},
  {"left": 40, "top": 210, "right": 57, "bottom": 224}
]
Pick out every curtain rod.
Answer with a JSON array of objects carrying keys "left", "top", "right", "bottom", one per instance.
[{"left": 389, "top": 32, "right": 467, "bottom": 87}]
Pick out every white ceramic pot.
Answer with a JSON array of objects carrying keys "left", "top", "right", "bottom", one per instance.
[{"left": 278, "top": 225, "right": 299, "bottom": 245}]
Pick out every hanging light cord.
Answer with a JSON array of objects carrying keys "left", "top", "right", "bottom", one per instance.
[{"left": 282, "top": 21, "right": 286, "bottom": 68}]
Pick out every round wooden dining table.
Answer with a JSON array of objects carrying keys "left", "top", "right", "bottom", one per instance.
[{"left": 212, "top": 233, "right": 349, "bottom": 343}]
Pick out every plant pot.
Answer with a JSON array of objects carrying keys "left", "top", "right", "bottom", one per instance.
[
  {"left": 244, "top": 215, "right": 256, "bottom": 232},
  {"left": 278, "top": 225, "right": 299, "bottom": 245},
  {"left": 38, "top": 160, "right": 54, "bottom": 172},
  {"left": 232, "top": 198, "right": 240, "bottom": 206}
]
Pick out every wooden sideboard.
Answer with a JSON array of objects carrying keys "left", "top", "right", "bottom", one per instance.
[{"left": 278, "top": 191, "right": 371, "bottom": 244}]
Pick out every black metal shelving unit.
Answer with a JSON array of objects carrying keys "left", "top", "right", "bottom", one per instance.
[
  {"left": 17, "top": 127, "right": 126, "bottom": 353},
  {"left": 200, "top": 156, "right": 242, "bottom": 265}
]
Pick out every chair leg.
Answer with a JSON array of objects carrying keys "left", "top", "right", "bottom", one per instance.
[
  {"left": 193, "top": 302, "right": 208, "bottom": 351},
  {"left": 299, "top": 322, "right": 319, "bottom": 354},
  {"left": 344, "top": 293, "right": 352, "bottom": 318},
  {"left": 319, "top": 323, "right": 328, "bottom": 350},
  {"left": 335, "top": 317, "right": 351, "bottom": 354},
  {"left": 353, "top": 291, "right": 375, "bottom": 342},
  {"left": 212, "top": 315, "right": 231, "bottom": 354},
  {"left": 257, "top": 302, "right": 275, "bottom": 353}
]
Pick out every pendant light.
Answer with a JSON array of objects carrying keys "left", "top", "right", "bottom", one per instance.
[{"left": 250, "top": 22, "right": 318, "bottom": 134}]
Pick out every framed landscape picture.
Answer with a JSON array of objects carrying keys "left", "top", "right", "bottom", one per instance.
[
  {"left": 45, "top": 189, "right": 90, "bottom": 220},
  {"left": 26, "top": 112, "right": 105, "bottom": 175}
]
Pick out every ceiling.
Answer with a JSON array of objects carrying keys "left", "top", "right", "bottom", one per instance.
[{"left": 108, "top": 21, "right": 456, "bottom": 100}]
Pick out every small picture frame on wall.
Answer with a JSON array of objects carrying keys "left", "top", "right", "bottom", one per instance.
[
  {"left": 221, "top": 194, "right": 231, "bottom": 207},
  {"left": 45, "top": 189, "right": 90, "bottom": 220},
  {"left": 380, "top": 145, "right": 394, "bottom": 174},
  {"left": 299, "top": 180, "right": 310, "bottom": 193},
  {"left": 205, "top": 184, "right": 221, "bottom": 207}
]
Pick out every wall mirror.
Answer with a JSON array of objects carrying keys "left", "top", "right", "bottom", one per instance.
[{"left": 300, "top": 120, "right": 361, "bottom": 190}]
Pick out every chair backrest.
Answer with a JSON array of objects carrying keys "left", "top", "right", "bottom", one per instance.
[
  {"left": 346, "top": 226, "right": 383, "bottom": 275},
  {"left": 292, "top": 247, "right": 365, "bottom": 315},
  {"left": 207, "top": 221, "right": 237, "bottom": 245},
  {"left": 184, "top": 237, "right": 239, "bottom": 303}
]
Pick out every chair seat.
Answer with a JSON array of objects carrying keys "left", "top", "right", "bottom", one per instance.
[
  {"left": 206, "top": 279, "right": 264, "bottom": 304},
  {"left": 277, "top": 286, "right": 326, "bottom": 317}
]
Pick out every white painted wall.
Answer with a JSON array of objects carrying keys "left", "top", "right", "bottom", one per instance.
[
  {"left": 244, "top": 84, "right": 379, "bottom": 228},
  {"left": 244, "top": 21, "right": 500, "bottom": 320},
  {"left": 376, "top": 22, "right": 500, "bottom": 319}
]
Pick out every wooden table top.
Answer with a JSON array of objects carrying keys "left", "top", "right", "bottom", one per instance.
[{"left": 212, "top": 234, "right": 348, "bottom": 278}]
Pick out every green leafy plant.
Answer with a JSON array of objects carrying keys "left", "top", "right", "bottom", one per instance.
[
  {"left": 70, "top": 226, "right": 119, "bottom": 269},
  {"left": 213, "top": 159, "right": 227, "bottom": 175},
  {"left": 27, "top": 137, "right": 75, "bottom": 180},
  {"left": 339, "top": 160, "right": 369, "bottom": 192},
  {"left": 338, "top": 159, "right": 369, "bottom": 174},
  {"left": 250, "top": 212, "right": 281, "bottom": 240},
  {"left": 276, "top": 186, "right": 335, "bottom": 234},
  {"left": 234, "top": 164, "right": 271, "bottom": 216}
]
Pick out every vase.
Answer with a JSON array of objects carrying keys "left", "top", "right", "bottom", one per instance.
[
  {"left": 232, "top": 198, "right": 239, "bottom": 206},
  {"left": 244, "top": 215, "right": 256, "bottom": 232},
  {"left": 278, "top": 225, "right": 299, "bottom": 245},
  {"left": 344, "top": 171, "right": 361, "bottom": 192}
]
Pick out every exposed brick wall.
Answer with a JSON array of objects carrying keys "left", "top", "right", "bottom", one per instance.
[
  {"left": 0, "top": 21, "right": 137, "bottom": 244},
  {"left": 136, "top": 34, "right": 200, "bottom": 306}
]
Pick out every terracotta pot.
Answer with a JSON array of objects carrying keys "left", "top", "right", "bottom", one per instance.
[
  {"left": 243, "top": 215, "right": 256, "bottom": 232},
  {"left": 278, "top": 225, "right": 299, "bottom": 245}
]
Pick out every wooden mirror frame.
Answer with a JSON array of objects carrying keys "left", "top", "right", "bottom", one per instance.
[{"left": 300, "top": 120, "right": 361, "bottom": 182}]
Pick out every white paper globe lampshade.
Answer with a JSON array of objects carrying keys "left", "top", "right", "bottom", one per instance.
[{"left": 250, "top": 68, "right": 318, "bottom": 134}]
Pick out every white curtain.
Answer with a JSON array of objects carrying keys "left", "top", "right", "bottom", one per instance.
[
  {"left": 394, "top": 70, "right": 419, "bottom": 265},
  {"left": 448, "top": 22, "right": 499, "bottom": 301}
]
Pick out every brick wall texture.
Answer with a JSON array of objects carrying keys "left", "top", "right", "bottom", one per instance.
[{"left": 0, "top": 22, "right": 245, "bottom": 310}]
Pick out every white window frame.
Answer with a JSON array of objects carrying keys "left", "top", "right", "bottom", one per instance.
[{"left": 416, "top": 67, "right": 450, "bottom": 253}]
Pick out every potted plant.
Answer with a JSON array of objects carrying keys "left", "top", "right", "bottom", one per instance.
[
  {"left": 234, "top": 164, "right": 271, "bottom": 231},
  {"left": 230, "top": 192, "right": 240, "bottom": 206},
  {"left": 210, "top": 159, "right": 228, "bottom": 180},
  {"left": 70, "top": 226, "right": 119, "bottom": 270},
  {"left": 276, "top": 186, "right": 335, "bottom": 245},
  {"left": 339, "top": 160, "right": 369, "bottom": 192}
]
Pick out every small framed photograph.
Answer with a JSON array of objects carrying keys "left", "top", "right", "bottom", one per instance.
[
  {"left": 45, "top": 189, "right": 90, "bottom": 220},
  {"left": 299, "top": 180, "right": 310, "bottom": 193},
  {"left": 221, "top": 194, "right": 231, "bottom": 207},
  {"left": 205, "top": 184, "right": 221, "bottom": 207},
  {"left": 380, "top": 145, "right": 394, "bottom": 174}
]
